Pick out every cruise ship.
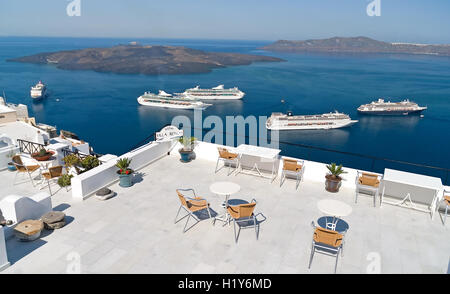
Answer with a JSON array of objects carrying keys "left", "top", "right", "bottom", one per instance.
[
  {"left": 357, "top": 98, "right": 427, "bottom": 115},
  {"left": 266, "top": 111, "right": 358, "bottom": 130},
  {"left": 137, "top": 90, "right": 211, "bottom": 109},
  {"left": 182, "top": 85, "right": 245, "bottom": 100},
  {"left": 30, "top": 81, "right": 46, "bottom": 100}
]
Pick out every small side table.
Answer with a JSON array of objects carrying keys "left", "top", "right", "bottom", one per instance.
[
  {"left": 210, "top": 181, "right": 241, "bottom": 226},
  {"left": 317, "top": 199, "right": 352, "bottom": 231}
]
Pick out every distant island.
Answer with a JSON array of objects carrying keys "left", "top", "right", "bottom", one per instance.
[
  {"left": 8, "top": 44, "right": 284, "bottom": 75},
  {"left": 261, "top": 36, "right": 450, "bottom": 56}
]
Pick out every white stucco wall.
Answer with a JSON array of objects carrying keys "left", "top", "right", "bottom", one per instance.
[{"left": 71, "top": 140, "right": 174, "bottom": 200}]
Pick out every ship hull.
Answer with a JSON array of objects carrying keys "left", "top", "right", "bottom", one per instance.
[
  {"left": 184, "top": 93, "right": 244, "bottom": 100},
  {"left": 137, "top": 96, "right": 208, "bottom": 110},
  {"left": 357, "top": 109, "right": 426, "bottom": 116},
  {"left": 267, "top": 120, "right": 358, "bottom": 131}
]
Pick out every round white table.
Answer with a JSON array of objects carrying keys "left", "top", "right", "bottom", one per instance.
[
  {"left": 209, "top": 181, "right": 241, "bottom": 225},
  {"left": 317, "top": 199, "right": 352, "bottom": 231}
]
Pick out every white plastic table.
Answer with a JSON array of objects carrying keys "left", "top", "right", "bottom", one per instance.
[
  {"left": 380, "top": 168, "right": 443, "bottom": 219},
  {"left": 317, "top": 199, "right": 353, "bottom": 231},
  {"left": 210, "top": 181, "right": 241, "bottom": 225},
  {"left": 234, "top": 144, "right": 281, "bottom": 182}
]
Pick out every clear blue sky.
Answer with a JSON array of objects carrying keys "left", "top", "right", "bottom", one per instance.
[{"left": 1, "top": 0, "right": 449, "bottom": 43}]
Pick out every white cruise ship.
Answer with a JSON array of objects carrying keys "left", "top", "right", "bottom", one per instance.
[
  {"left": 182, "top": 85, "right": 245, "bottom": 100},
  {"left": 30, "top": 81, "right": 46, "bottom": 100},
  {"left": 357, "top": 98, "right": 427, "bottom": 115},
  {"left": 137, "top": 90, "right": 211, "bottom": 110},
  {"left": 266, "top": 111, "right": 358, "bottom": 130}
]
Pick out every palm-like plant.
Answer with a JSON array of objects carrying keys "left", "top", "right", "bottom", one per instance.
[
  {"left": 326, "top": 163, "right": 347, "bottom": 179},
  {"left": 178, "top": 136, "right": 197, "bottom": 151},
  {"left": 116, "top": 158, "right": 133, "bottom": 175}
]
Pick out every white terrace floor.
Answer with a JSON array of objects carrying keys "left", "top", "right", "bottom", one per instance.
[{"left": 2, "top": 153, "right": 449, "bottom": 274}]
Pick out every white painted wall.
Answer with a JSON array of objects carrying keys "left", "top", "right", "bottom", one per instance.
[
  {"left": 0, "top": 192, "right": 52, "bottom": 240},
  {"left": 71, "top": 140, "right": 174, "bottom": 200},
  {"left": 0, "top": 145, "right": 19, "bottom": 171},
  {"left": 0, "top": 227, "right": 9, "bottom": 271}
]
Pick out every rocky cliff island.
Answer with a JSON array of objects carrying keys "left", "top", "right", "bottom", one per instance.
[
  {"left": 261, "top": 36, "right": 450, "bottom": 56},
  {"left": 8, "top": 44, "right": 284, "bottom": 75}
]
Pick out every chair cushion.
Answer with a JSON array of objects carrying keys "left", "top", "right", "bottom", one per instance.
[
  {"left": 219, "top": 149, "right": 238, "bottom": 160},
  {"left": 444, "top": 196, "right": 450, "bottom": 205},
  {"left": 313, "top": 227, "right": 343, "bottom": 248},
  {"left": 359, "top": 173, "right": 380, "bottom": 187},
  {"left": 26, "top": 165, "right": 41, "bottom": 172},
  {"left": 186, "top": 198, "right": 209, "bottom": 212},
  {"left": 283, "top": 160, "right": 302, "bottom": 172}
]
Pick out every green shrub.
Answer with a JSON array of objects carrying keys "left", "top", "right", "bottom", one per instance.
[
  {"left": 81, "top": 156, "right": 100, "bottom": 171},
  {"left": 57, "top": 174, "right": 73, "bottom": 187}
]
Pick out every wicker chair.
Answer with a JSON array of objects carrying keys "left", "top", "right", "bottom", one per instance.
[
  {"left": 12, "top": 155, "right": 41, "bottom": 187},
  {"left": 355, "top": 171, "right": 382, "bottom": 207},
  {"left": 308, "top": 221, "right": 344, "bottom": 274},
  {"left": 41, "top": 166, "right": 63, "bottom": 196},
  {"left": 175, "top": 189, "right": 213, "bottom": 233},
  {"left": 280, "top": 158, "right": 305, "bottom": 190},
  {"left": 215, "top": 147, "right": 239, "bottom": 176},
  {"left": 226, "top": 199, "right": 258, "bottom": 243}
]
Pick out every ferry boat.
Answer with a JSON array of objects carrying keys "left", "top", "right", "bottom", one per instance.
[
  {"left": 182, "top": 85, "right": 245, "bottom": 100},
  {"left": 137, "top": 90, "right": 211, "bottom": 110},
  {"left": 30, "top": 81, "right": 46, "bottom": 100},
  {"left": 266, "top": 111, "right": 358, "bottom": 130},
  {"left": 357, "top": 98, "right": 427, "bottom": 115}
]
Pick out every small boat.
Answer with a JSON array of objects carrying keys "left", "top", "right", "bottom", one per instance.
[
  {"left": 30, "top": 81, "right": 47, "bottom": 100},
  {"left": 137, "top": 90, "right": 211, "bottom": 110}
]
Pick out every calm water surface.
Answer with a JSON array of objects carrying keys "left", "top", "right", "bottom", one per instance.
[{"left": 1, "top": 37, "right": 449, "bottom": 182}]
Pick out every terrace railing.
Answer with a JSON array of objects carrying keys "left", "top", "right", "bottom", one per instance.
[
  {"left": 162, "top": 126, "right": 450, "bottom": 186},
  {"left": 17, "top": 139, "right": 47, "bottom": 155},
  {"left": 61, "top": 148, "right": 102, "bottom": 163}
]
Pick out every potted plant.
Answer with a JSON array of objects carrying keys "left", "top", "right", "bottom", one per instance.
[
  {"left": 178, "top": 136, "right": 197, "bottom": 163},
  {"left": 57, "top": 174, "right": 73, "bottom": 192},
  {"left": 325, "top": 163, "right": 347, "bottom": 193},
  {"left": 32, "top": 148, "right": 55, "bottom": 161},
  {"left": 116, "top": 158, "right": 133, "bottom": 187}
]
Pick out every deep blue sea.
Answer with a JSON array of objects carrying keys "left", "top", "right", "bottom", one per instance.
[{"left": 1, "top": 37, "right": 449, "bottom": 183}]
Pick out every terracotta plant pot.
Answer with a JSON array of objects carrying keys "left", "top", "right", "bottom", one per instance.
[
  {"left": 31, "top": 150, "right": 55, "bottom": 161},
  {"left": 325, "top": 174, "right": 342, "bottom": 193}
]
